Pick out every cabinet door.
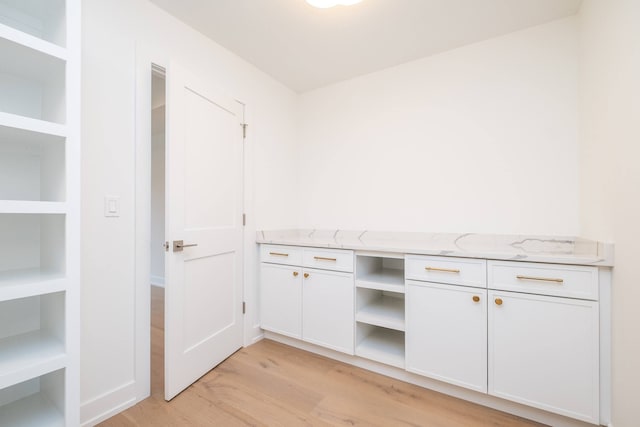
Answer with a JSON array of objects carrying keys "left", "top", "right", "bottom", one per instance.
[
  {"left": 488, "top": 291, "right": 599, "bottom": 423},
  {"left": 302, "top": 268, "right": 354, "bottom": 354},
  {"left": 406, "top": 281, "right": 487, "bottom": 392},
  {"left": 260, "top": 263, "right": 302, "bottom": 338}
]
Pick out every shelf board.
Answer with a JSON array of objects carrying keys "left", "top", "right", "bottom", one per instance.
[
  {"left": 0, "top": 23, "right": 66, "bottom": 61},
  {"left": 356, "top": 296, "right": 405, "bottom": 331},
  {"left": 0, "top": 330, "right": 66, "bottom": 390},
  {"left": 356, "top": 327, "right": 405, "bottom": 369},
  {"left": 0, "top": 268, "right": 66, "bottom": 302},
  {"left": 356, "top": 268, "right": 405, "bottom": 293},
  {"left": 0, "top": 112, "right": 66, "bottom": 138},
  {"left": 0, "top": 393, "right": 64, "bottom": 427},
  {"left": 0, "top": 28, "right": 65, "bottom": 82},
  {"left": 0, "top": 201, "right": 66, "bottom": 214}
]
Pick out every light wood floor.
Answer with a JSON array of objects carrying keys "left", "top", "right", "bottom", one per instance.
[{"left": 100, "top": 287, "right": 544, "bottom": 427}]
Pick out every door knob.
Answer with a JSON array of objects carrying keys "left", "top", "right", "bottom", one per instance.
[{"left": 173, "top": 240, "right": 198, "bottom": 252}]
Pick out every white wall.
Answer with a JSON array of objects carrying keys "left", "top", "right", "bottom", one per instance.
[
  {"left": 81, "top": 0, "right": 298, "bottom": 424},
  {"left": 298, "top": 18, "right": 579, "bottom": 236},
  {"left": 578, "top": 1, "right": 640, "bottom": 426}
]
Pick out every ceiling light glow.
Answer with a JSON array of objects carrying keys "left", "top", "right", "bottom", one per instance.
[{"left": 306, "top": 0, "right": 362, "bottom": 8}]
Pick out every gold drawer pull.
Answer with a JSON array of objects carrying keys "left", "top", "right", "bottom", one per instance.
[
  {"left": 269, "top": 252, "right": 289, "bottom": 257},
  {"left": 495, "top": 298, "right": 503, "bottom": 306},
  {"left": 304, "top": 273, "right": 310, "bottom": 279},
  {"left": 314, "top": 256, "right": 337, "bottom": 262},
  {"left": 516, "top": 275, "right": 564, "bottom": 284},
  {"left": 425, "top": 266, "right": 460, "bottom": 274},
  {"left": 472, "top": 296, "right": 480, "bottom": 303},
  {"left": 293, "top": 271, "right": 299, "bottom": 277}
]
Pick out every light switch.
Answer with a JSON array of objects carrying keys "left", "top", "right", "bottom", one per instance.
[{"left": 104, "top": 196, "right": 120, "bottom": 217}]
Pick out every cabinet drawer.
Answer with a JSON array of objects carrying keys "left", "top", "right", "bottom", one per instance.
[
  {"left": 405, "top": 255, "right": 487, "bottom": 288},
  {"left": 488, "top": 261, "right": 598, "bottom": 300},
  {"left": 303, "top": 248, "right": 353, "bottom": 273},
  {"left": 260, "top": 245, "right": 302, "bottom": 266}
]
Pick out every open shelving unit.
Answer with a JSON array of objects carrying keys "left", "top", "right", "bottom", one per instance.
[
  {"left": 356, "top": 255, "right": 405, "bottom": 293},
  {"left": 355, "top": 254, "right": 406, "bottom": 368},
  {"left": 0, "top": 369, "right": 65, "bottom": 427},
  {"left": 0, "top": 0, "right": 79, "bottom": 425}
]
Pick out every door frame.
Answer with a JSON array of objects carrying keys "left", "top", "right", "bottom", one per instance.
[{"left": 133, "top": 44, "right": 255, "bottom": 402}]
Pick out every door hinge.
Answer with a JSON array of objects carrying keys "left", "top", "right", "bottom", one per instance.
[
  {"left": 242, "top": 213, "right": 246, "bottom": 226},
  {"left": 241, "top": 123, "right": 248, "bottom": 139},
  {"left": 242, "top": 301, "right": 246, "bottom": 314}
]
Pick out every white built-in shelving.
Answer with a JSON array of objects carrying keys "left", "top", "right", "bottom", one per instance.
[
  {"left": 356, "top": 293, "right": 405, "bottom": 331},
  {"left": 355, "top": 254, "right": 406, "bottom": 368},
  {"left": 355, "top": 325, "right": 405, "bottom": 369},
  {"left": 0, "top": 369, "right": 65, "bottom": 427},
  {"left": 0, "top": 0, "right": 79, "bottom": 425}
]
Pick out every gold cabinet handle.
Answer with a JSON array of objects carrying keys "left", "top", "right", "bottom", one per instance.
[
  {"left": 472, "top": 296, "right": 480, "bottom": 303},
  {"left": 293, "top": 271, "right": 299, "bottom": 277},
  {"left": 516, "top": 275, "right": 563, "bottom": 284},
  {"left": 425, "top": 266, "right": 460, "bottom": 274},
  {"left": 495, "top": 298, "right": 503, "bottom": 306},
  {"left": 269, "top": 252, "right": 289, "bottom": 257},
  {"left": 304, "top": 273, "right": 310, "bottom": 279},
  {"left": 314, "top": 256, "right": 337, "bottom": 262}
]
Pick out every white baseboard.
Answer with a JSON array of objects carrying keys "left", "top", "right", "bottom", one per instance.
[
  {"left": 80, "top": 381, "right": 137, "bottom": 427},
  {"left": 150, "top": 275, "right": 164, "bottom": 287}
]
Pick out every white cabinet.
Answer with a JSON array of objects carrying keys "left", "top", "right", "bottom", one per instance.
[
  {"left": 0, "top": 0, "right": 79, "bottom": 425},
  {"left": 488, "top": 290, "right": 599, "bottom": 424},
  {"left": 259, "top": 264, "right": 302, "bottom": 339},
  {"left": 259, "top": 244, "right": 607, "bottom": 425},
  {"left": 302, "top": 268, "right": 354, "bottom": 354},
  {"left": 406, "top": 281, "right": 487, "bottom": 393},
  {"left": 260, "top": 246, "right": 354, "bottom": 354}
]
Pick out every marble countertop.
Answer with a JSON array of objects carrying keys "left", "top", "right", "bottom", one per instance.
[{"left": 256, "top": 229, "right": 614, "bottom": 267}]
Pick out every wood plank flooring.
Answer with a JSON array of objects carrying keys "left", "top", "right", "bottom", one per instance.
[{"left": 99, "top": 287, "right": 544, "bottom": 427}]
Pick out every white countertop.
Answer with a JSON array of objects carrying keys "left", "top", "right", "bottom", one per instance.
[{"left": 256, "top": 229, "right": 614, "bottom": 267}]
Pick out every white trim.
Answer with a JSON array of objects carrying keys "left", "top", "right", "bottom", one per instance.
[
  {"left": 150, "top": 275, "right": 165, "bottom": 287},
  {"left": 599, "top": 268, "right": 612, "bottom": 426},
  {"left": 132, "top": 43, "right": 171, "bottom": 413},
  {"left": 241, "top": 102, "right": 260, "bottom": 347},
  {"left": 263, "top": 332, "right": 594, "bottom": 427},
  {"left": 80, "top": 381, "right": 136, "bottom": 427}
]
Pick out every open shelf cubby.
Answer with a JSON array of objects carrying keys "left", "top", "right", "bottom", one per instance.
[
  {"left": 0, "top": 35, "right": 66, "bottom": 124},
  {"left": 0, "top": 214, "right": 66, "bottom": 301},
  {"left": 356, "top": 288, "right": 405, "bottom": 331},
  {"left": 0, "top": 136, "right": 65, "bottom": 203},
  {"left": 0, "top": 292, "right": 65, "bottom": 391},
  {"left": 356, "top": 255, "right": 405, "bottom": 293},
  {"left": 0, "top": 0, "right": 66, "bottom": 47},
  {"left": 0, "top": 368, "right": 65, "bottom": 427},
  {"left": 356, "top": 323, "right": 405, "bottom": 369}
]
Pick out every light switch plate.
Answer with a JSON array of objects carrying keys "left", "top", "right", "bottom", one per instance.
[{"left": 104, "top": 196, "right": 120, "bottom": 217}]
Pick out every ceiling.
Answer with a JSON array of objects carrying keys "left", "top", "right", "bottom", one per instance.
[{"left": 149, "top": 0, "right": 582, "bottom": 93}]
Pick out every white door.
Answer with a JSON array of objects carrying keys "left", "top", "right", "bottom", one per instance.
[
  {"left": 488, "top": 291, "right": 599, "bottom": 423},
  {"left": 260, "top": 264, "right": 303, "bottom": 339},
  {"left": 164, "top": 63, "right": 244, "bottom": 400},
  {"left": 406, "top": 281, "right": 487, "bottom": 393},
  {"left": 302, "top": 268, "right": 354, "bottom": 354}
]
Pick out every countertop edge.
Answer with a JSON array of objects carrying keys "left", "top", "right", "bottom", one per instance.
[{"left": 255, "top": 233, "right": 614, "bottom": 267}]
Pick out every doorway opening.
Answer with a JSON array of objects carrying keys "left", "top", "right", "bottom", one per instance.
[{"left": 150, "top": 66, "right": 166, "bottom": 399}]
